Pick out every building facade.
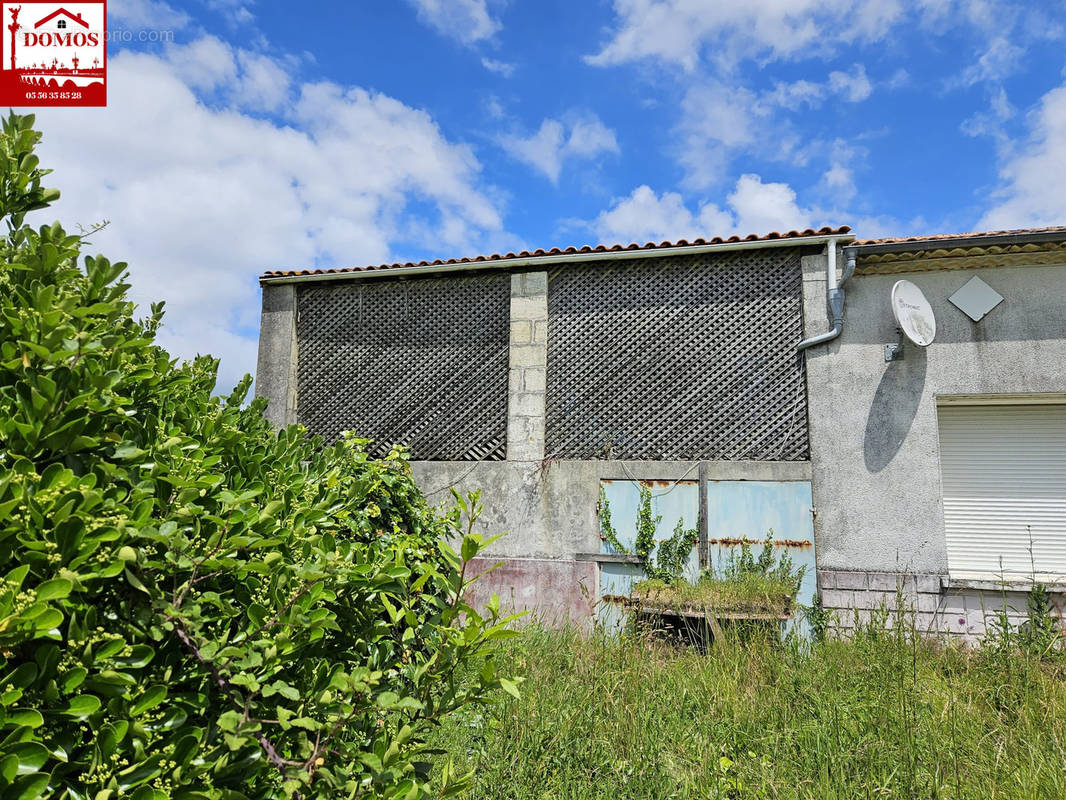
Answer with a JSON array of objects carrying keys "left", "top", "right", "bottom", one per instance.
[
  {"left": 806, "top": 228, "right": 1066, "bottom": 636},
  {"left": 256, "top": 225, "right": 1066, "bottom": 636}
]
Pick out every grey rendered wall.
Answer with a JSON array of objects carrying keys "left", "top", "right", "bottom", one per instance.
[
  {"left": 803, "top": 255, "right": 1066, "bottom": 577},
  {"left": 410, "top": 458, "right": 811, "bottom": 624}
]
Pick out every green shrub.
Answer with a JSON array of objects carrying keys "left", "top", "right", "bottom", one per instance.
[{"left": 0, "top": 112, "right": 517, "bottom": 800}]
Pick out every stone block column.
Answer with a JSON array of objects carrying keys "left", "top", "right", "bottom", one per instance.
[
  {"left": 254, "top": 283, "right": 298, "bottom": 427},
  {"left": 507, "top": 271, "right": 548, "bottom": 461}
]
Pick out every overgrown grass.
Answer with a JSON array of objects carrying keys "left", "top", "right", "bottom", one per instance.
[{"left": 432, "top": 621, "right": 1066, "bottom": 799}]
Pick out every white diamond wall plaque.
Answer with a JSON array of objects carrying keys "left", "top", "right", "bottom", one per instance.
[{"left": 948, "top": 275, "right": 1004, "bottom": 322}]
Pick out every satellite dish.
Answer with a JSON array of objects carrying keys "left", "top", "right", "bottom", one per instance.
[{"left": 891, "top": 279, "right": 936, "bottom": 347}]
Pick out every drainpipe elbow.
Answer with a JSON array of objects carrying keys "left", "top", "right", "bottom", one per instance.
[
  {"left": 797, "top": 284, "right": 847, "bottom": 352},
  {"left": 839, "top": 245, "right": 858, "bottom": 285},
  {"left": 797, "top": 319, "right": 842, "bottom": 352}
]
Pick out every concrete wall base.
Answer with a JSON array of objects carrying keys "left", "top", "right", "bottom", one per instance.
[
  {"left": 819, "top": 569, "right": 1066, "bottom": 640},
  {"left": 462, "top": 556, "right": 597, "bottom": 628}
]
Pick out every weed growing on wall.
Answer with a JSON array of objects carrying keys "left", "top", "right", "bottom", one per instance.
[
  {"left": 597, "top": 483, "right": 696, "bottom": 582},
  {"left": 716, "top": 534, "right": 807, "bottom": 596}
]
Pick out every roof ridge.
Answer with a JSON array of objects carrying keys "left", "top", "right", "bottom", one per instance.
[
  {"left": 261, "top": 225, "right": 851, "bottom": 280},
  {"left": 856, "top": 225, "right": 1066, "bottom": 246}
]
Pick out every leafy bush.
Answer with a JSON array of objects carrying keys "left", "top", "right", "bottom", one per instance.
[{"left": 0, "top": 113, "right": 517, "bottom": 799}]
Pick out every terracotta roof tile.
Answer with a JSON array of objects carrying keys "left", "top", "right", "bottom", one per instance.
[
  {"left": 856, "top": 225, "right": 1066, "bottom": 246},
  {"left": 260, "top": 225, "right": 852, "bottom": 281}
]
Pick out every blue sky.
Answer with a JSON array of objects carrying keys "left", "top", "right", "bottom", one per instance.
[{"left": 25, "top": 0, "right": 1066, "bottom": 389}]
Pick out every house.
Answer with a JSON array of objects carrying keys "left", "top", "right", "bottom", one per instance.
[
  {"left": 256, "top": 224, "right": 1066, "bottom": 636},
  {"left": 34, "top": 8, "right": 89, "bottom": 31},
  {"left": 807, "top": 227, "right": 1066, "bottom": 635}
]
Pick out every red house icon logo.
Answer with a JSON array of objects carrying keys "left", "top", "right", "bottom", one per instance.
[{"left": 0, "top": 1, "right": 106, "bottom": 106}]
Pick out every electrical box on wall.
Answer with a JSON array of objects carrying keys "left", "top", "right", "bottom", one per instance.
[{"left": 948, "top": 276, "right": 1004, "bottom": 322}]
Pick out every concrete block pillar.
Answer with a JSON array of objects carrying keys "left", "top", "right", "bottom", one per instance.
[
  {"left": 507, "top": 271, "right": 548, "bottom": 461},
  {"left": 254, "top": 283, "right": 298, "bottom": 427}
]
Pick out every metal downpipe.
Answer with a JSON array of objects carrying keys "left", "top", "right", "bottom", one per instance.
[{"left": 797, "top": 242, "right": 856, "bottom": 352}]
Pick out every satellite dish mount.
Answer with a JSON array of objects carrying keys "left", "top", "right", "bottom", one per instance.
[
  {"left": 884, "top": 328, "right": 906, "bottom": 362},
  {"left": 886, "top": 280, "right": 936, "bottom": 362}
]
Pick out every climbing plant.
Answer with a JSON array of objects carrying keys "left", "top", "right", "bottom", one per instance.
[
  {"left": 0, "top": 112, "right": 518, "bottom": 800},
  {"left": 597, "top": 483, "right": 697, "bottom": 583}
]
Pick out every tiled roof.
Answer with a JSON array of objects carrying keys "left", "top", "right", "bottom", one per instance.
[
  {"left": 856, "top": 226, "right": 1066, "bottom": 246},
  {"left": 260, "top": 225, "right": 852, "bottom": 281}
]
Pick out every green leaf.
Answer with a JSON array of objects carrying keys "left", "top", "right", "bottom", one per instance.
[
  {"left": 130, "top": 685, "right": 166, "bottom": 717},
  {"left": 59, "top": 669, "right": 85, "bottom": 695},
  {"left": 460, "top": 535, "right": 479, "bottom": 563},
  {"left": 10, "top": 741, "right": 49, "bottom": 775},
  {"left": 10, "top": 773, "right": 48, "bottom": 800},
  {"left": 123, "top": 568, "right": 149, "bottom": 594},
  {"left": 498, "top": 677, "right": 521, "bottom": 700},
  {"left": 33, "top": 578, "right": 72, "bottom": 602},
  {"left": 112, "top": 445, "right": 146, "bottom": 460},
  {"left": 4, "top": 565, "right": 30, "bottom": 591},
  {"left": 216, "top": 710, "right": 242, "bottom": 733},
  {"left": 7, "top": 709, "right": 43, "bottom": 728},
  {"left": 376, "top": 691, "right": 398, "bottom": 709},
  {"left": 264, "top": 681, "right": 299, "bottom": 701},
  {"left": 0, "top": 754, "right": 17, "bottom": 783},
  {"left": 2, "top": 663, "right": 37, "bottom": 690},
  {"left": 30, "top": 608, "right": 62, "bottom": 633},
  {"left": 61, "top": 695, "right": 101, "bottom": 718},
  {"left": 112, "top": 644, "right": 154, "bottom": 669}
]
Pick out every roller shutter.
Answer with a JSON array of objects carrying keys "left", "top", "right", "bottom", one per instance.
[{"left": 938, "top": 403, "right": 1066, "bottom": 582}]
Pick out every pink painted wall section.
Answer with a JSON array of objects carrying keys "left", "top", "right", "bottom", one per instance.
[{"left": 462, "top": 557, "right": 597, "bottom": 627}]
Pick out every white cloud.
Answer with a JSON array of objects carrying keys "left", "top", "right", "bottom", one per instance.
[
  {"left": 593, "top": 185, "right": 731, "bottom": 243},
  {"left": 589, "top": 0, "right": 1049, "bottom": 96},
  {"left": 818, "top": 139, "right": 864, "bottom": 204},
  {"left": 485, "top": 95, "right": 506, "bottom": 119},
  {"left": 592, "top": 176, "right": 814, "bottom": 244},
  {"left": 766, "top": 64, "right": 872, "bottom": 110},
  {"left": 481, "top": 57, "right": 515, "bottom": 76},
  {"left": 979, "top": 83, "right": 1066, "bottom": 228},
  {"left": 566, "top": 116, "right": 620, "bottom": 157},
  {"left": 727, "top": 174, "right": 813, "bottom": 234},
  {"left": 675, "top": 83, "right": 765, "bottom": 188},
  {"left": 960, "top": 86, "right": 1015, "bottom": 147},
  {"left": 501, "top": 114, "right": 619, "bottom": 182},
  {"left": 206, "top": 0, "right": 256, "bottom": 25},
  {"left": 676, "top": 68, "right": 873, "bottom": 188},
  {"left": 955, "top": 37, "right": 1024, "bottom": 87},
  {"left": 408, "top": 0, "right": 501, "bottom": 45},
  {"left": 30, "top": 39, "right": 505, "bottom": 393},
  {"left": 586, "top": 0, "right": 902, "bottom": 72},
  {"left": 828, "top": 64, "right": 873, "bottom": 102}
]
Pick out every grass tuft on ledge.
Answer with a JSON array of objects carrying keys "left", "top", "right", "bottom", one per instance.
[{"left": 632, "top": 573, "right": 796, "bottom": 616}]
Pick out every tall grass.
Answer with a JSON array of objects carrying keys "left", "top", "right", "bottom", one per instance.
[{"left": 432, "top": 620, "right": 1066, "bottom": 799}]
